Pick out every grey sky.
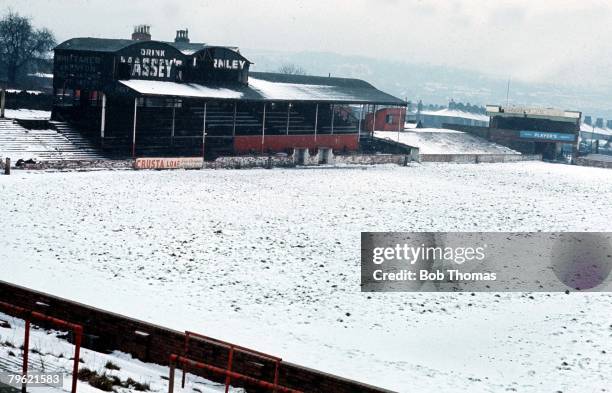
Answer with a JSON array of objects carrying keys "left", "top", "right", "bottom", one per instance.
[{"left": 2, "top": 0, "right": 611, "bottom": 88}]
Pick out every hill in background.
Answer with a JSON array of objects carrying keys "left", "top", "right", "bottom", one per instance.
[{"left": 246, "top": 49, "right": 612, "bottom": 119}]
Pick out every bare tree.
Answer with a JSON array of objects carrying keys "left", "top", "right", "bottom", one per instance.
[
  {"left": 0, "top": 10, "right": 56, "bottom": 84},
  {"left": 277, "top": 64, "right": 307, "bottom": 75}
]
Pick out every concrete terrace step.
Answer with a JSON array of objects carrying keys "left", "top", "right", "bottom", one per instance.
[{"left": 0, "top": 119, "right": 108, "bottom": 161}]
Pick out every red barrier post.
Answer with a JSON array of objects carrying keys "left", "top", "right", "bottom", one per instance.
[
  {"left": 183, "top": 331, "right": 283, "bottom": 392},
  {"left": 168, "top": 358, "right": 176, "bottom": 393},
  {"left": 224, "top": 346, "right": 234, "bottom": 393},
  {"left": 0, "top": 303, "right": 83, "bottom": 393},
  {"left": 71, "top": 326, "right": 83, "bottom": 393},
  {"left": 273, "top": 361, "right": 280, "bottom": 393},
  {"left": 169, "top": 355, "right": 302, "bottom": 393},
  {"left": 181, "top": 333, "right": 190, "bottom": 388}
]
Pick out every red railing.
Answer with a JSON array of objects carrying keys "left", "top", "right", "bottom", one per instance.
[
  {"left": 182, "top": 331, "right": 285, "bottom": 393},
  {"left": 0, "top": 301, "right": 82, "bottom": 393},
  {"left": 170, "top": 354, "right": 302, "bottom": 393},
  {"left": 0, "top": 301, "right": 299, "bottom": 393}
]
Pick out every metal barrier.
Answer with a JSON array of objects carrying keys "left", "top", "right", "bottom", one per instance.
[
  {"left": 170, "top": 354, "right": 302, "bottom": 393},
  {"left": 182, "top": 331, "right": 283, "bottom": 393},
  {"left": 0, "top": 301, "right": 82, "bottom": 393}
]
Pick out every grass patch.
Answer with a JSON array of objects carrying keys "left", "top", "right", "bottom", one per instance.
[
  {"left": 2, "top": 340, "right": 15, "bottom": 348},
  {"left": 78, "top": 368, "right": 150, "bottom": 392},
  {"left": 125, "top": 377, "right": 150, "bottom": 391},
  {"left": 78, "top": 368, "right": 114, "bottom": 392},
  {"left": 104, "top": 361, "right": 121, "bottom": 371}
]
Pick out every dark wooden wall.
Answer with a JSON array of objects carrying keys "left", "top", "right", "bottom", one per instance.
[{"left": 0, "top": 281, "right": 395, "bottom": 393}]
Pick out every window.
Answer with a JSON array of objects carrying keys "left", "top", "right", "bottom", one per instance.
[
  {"left": 89, "top": 91, "right": 102, "bottom": 107},
  {"left": 385, "top": 114, "right": 394, "bottom": 124}
]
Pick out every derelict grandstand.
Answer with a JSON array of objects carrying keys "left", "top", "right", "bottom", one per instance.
[{"left": 51, "top": 26, "right": 406, "bottom": 159}]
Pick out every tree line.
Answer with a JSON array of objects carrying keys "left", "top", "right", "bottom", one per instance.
[
  {"left": 408, "top": 99, "right": 486, "bottom": 114},
  {"left": 0, "top": 7, "right": 489, "bottom": 118},
  {"left": 0, "top": 9, "right": 56, "bottom": 86}
]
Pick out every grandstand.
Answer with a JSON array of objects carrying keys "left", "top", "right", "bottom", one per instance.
[{"left": 51, "top": 27, "right": 405, "bottom": 159}]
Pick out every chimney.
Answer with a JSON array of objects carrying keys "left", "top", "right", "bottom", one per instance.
[
  {"left": 132, "top": 25, "right": 151, "bottom": 41},
  {"left": 174, "top": 29, "right": 190, "bottom": 43},
  {"left": 584, "top": 115, "right": 592, "bottom": 125},
  {"left": 596, "top": 117, "right": 604, "bottom": 128},
  {"left": 607, "top": 120, "right": 612, "bottom": 129}
]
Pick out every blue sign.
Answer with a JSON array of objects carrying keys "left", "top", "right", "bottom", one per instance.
[{"left": 519, "top": 130, "right": 576, "bottom": 142}]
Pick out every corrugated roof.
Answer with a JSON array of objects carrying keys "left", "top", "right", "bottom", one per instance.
[
  {"left": 250, "top": 72, "right": 375, "bottom": 88},
  {"left": 55, "top": 37, "right": 209, "bottom": 55},
  {"left": 119, "top": 80, "right": 244, "bottom": 100},
  {"left": 248, "top": 76, "right": 404, "bottom": 104},
  {"left": 119, "top": 74, "right": 405, "bottom": 105}
]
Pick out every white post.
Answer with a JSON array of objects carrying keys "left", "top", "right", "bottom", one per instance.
[
  {"left": 232, "top": 102, "right": 237, "bottom": 137},
  {"left": 314, "top": 104, "right": 319, "bottom": 142},
  {"left": 261, "top": 103, "right": 266, "bottom": 152},
  {"left": 100, "top": 93, "right": 106, "bottom": 139},
  {"left": 331, "top": 104, "right": 335, "bottom": 135},
  {"left": 202, "top": 102, "right": 207, "bottom": 158},
  {"left": 397, "top": 105, "right": 402, "bottom": 142},
  {"left": 171, "top": 105, "right": 176, "bottom": 145},
  {"left": 357, "top": 104, "right": 363, "bottom": 142},
  {"left": 286, "top": 103, "right": 291, "bottom": 135},
  {"left": 132, "top": 97, "right": 138, "bottom": 158},
  {"left": 372, "top": 105, "right": 377, "bottom": 137},
  {"left": 0, "top": 88, "right": 5, "bottom": 119}
]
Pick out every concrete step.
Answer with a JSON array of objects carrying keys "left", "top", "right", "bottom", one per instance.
[{"left": 0, "top": 119, "right": 108, "bottom": 161}]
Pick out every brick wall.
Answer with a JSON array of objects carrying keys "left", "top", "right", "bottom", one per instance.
[
  {"left": 334, "top": 154, "right": 412, "bottom": 166},
  {"left": 420, "top": 153, "right": 541, "bottom": 163},
  {"left": 575, "top": 156, "right": 612, "bottom": 169},
  {"left": 364, "top": 108, "right": 406, "bottom": 132},
  {"left": 0, "top": 281, "right": 395, "bottom": 393}
]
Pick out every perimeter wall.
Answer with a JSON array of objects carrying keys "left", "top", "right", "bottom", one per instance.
[{"left": 0, "top": 281, "right": 395, "bottom": 393}]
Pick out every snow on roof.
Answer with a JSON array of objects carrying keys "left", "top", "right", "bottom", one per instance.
[
  {"left": 250, "top": 72, "right": 405, "bottom": 104},
  {"left": 248, "top": 77, "right": 373, "bottom": 102},
  {"left": 119, "top": 75, "right": 405, "bottom": 104},
  {"left": 420, "top": 108, "right": 490, "bottom": 122},
  {"left": 580, "top": 122, "right": 612, "bottom": 137},
  {"left": 27, "top": 72, "right": 53, "bottom": 79},
  {"left": 119, "top": 80, "right": 244, "bottom": 100},
  {"left": 487, "top": 105, "right": 581, "bottom": 122},
  {"left": 503, "top": 106, "right": 581, "bottom": 119}
]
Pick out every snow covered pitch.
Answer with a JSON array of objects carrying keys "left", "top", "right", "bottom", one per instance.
[
  {"left": 2, "top": 162, "right": 612, "bottom": 392},
  {"left": 374, "top": 129, "right": 519, "bottom": 155}
]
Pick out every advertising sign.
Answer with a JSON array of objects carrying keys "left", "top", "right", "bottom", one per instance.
[
  {"left": 519, "top": 130, "right": 576, "bottom": 142},
  {"left": 117, "top": 42, "right": 185, "bottom": 81},
  {"left": 134, "top": 157, "right": 204, "bottom": 170}
]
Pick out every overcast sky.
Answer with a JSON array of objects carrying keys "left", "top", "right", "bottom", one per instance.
[{"left": 2, "top": 0, "right": 611, "bottom": 87}]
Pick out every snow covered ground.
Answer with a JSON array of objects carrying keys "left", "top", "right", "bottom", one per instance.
[
  {"left": 2, "top": 109, "right": 51, "bottom": 120},
  {"left": 2, "top": 163, "right": 612, "bottom": 392},
  {"left": 5, "top": 90, "right": 43, "bottom": 95},
  {"left": 419, "top": 108, "right": 490, "bottom": 123},
  {"left": 0, "top": 312, "right": 243, "bottom": 393},
  {"left": 375, "top": 129, "right": 519, "bottom": 155}
]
